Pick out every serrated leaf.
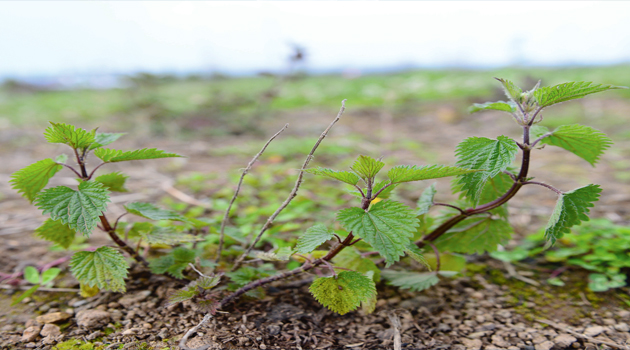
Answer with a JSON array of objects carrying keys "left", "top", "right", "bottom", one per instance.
[
  {"left": 333, "top": 248, "right": 381, "bottom": 282},
  {"left": 388, "top": 164, "right": 476, "bottom": 184},
  {"left": 193, "top": 274, "right": 223, "bottom": 290},
  {"left": 89, "top": 132, "right": 125, "bottom": 150},
  {"left": 142, "top": 227, "right": 203, "bottom": 245},
  {"left": 10, "top": 159, "right": 64, "bottom": 202},
  {"left": 404, "top": 242, "right": 430, "bottom": 270},
  {"left": 295, "top": 224, "right": 335, "bottom": 254},
  {"left": 35, "top": 181, "right": 110, "bottom": 236},
  {"left": 168, "top": 287, "right": 198, "bottom": 304},
  {"left": 94, "top": 148, "right": 183, "bottom": 163},
  {"left": 124, "top": 202, "right": 189, "bottom": 222},
  {"left": 544, "top": 184, "right": 601, "bottom": 246},
  {"left": 361, "top": 287, "right": 377, "bottom": 315},
  {"left": 94, "top": 172, "right": 129, "bottom": 192},
  {"left": 70, "top": 247, "right": 129, "bottom": 293},
  {"left": 534, "top": 81, "right": 627, "bottom": 108},
  {"left": 469, "top": 101, "right": 516, "bottom": 114},
  {"left": 309, "top": 271, "right": 376, "bottom": 315},
  {"left": 454, "top": 136, "right": 518, "bottom": 204},
  {"left": 35, "top": 218, "right": 76, "bottom": 249},
  {"left": 477, "top": 173, "right": 513, "bottom": 218},
  {"left": 434, "top": 216, "right": 513, "bottom": 254},
  {"left": 149, "top": 247, "right": 197, "bottom": 278},
  {"left": 538, "top": 124, "right": 612, "bottom": 166},
  {"left": 350, "top": 155, "right": 384, "bottom": 181},
  {"left": 416, "top": 183, "right": 437, "bottom": 215},
  {"left": 337, "top": 200, "right": 418, "bottom": 265},
  {"left": 381, "top": 270, "right": 440, "bottom": 292},
  {"left": 304, "top": 167, "right": 359, "bottom": 186},
  {"left": 44, "top": 122, "right": 96, "bottom": 150},
  {"left": 495, "top": 78, "right": 523, "bottom": 103}
]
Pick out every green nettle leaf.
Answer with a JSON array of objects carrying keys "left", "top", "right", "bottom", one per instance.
[
  {"left": 89, "top": 132, "right": 125, "bottom": 150},
  {"left": 194, "top": 274, "right": 223, "bottom": 290},
  {"left": 35, "top": 181, "right": 110, "bottom": 236},
  {"left": 530, "top": 125, "right": 550, "bottom": 140},
  {"left": 168, "top": 287, "right": 198, "bottom": 304},
  {"left": 95, "top": 172, "right": 129, "bottom": 192},
  {"left": 304, "top": 167, "right": 360, "bottom": 186},
  {"left": 295, "top": 224, "right": 335, "bottom": 254},
  {"left": 416, "top": 183, "right": 437, "bottom": 215},
  {"left": 333, "top": 248, "right": 381, "bottom": 282},
  {"left": 44, "top": 122, "right": 96, "bottom": 150},
  {"left": 476, "top": 173, "right": 513, "bottom": 218},
  {"left": 544, "top": 184, "right": 602, "bottom": 246},
  {"left": 382, "top": 270, "right": 440, "bottom": 292},
  {"left": 404, "top": 242, "right": 430, "bottom": 270},
  {"left": 35, "top": 219, "right": 76, "bottom": 249},
  {"left": 537, "top": 124, "right": 612, "bottom": 167},
  {"left": 70, "top": 247, "right": 129, "bottom": 293},
  {"left": 10, "top": 159, "right": 64, "bottom": 203},
  {"left": 495, "top": 78, "right": 523, "bottom": 103},
  {"left": 387, "top": 165, "right": 476, "bottom": 184},
  {"left": 309, "top": 271, "right": 376, "bottom": 315},
  {"left": 337, "top": 200, "right": 418, "bottom": 265},
  {"left": 454, "top": 136, "right": 519, "bottom": 204},
  {"left": 534, "top": 81, "right": 627, "bottom": 108},
  {"left": 149, "top": 247, "right": 197, "bottom": 279},
  {"left": 469, "top": 101, "right": 516, "bottom": 114},
  {"left": 41, "top": 268, "right": 61, "bottom": 285},
  {"left": 125, "top": 202, "right": 189, "bottom": 222},
  {"left": 434, "top": 216, "right": 513, "bottom": 254},
  {"left": 94, "top": 148, "right": 182, "bottom": 163},
  {"left": 350, "top": 155, "right": 385, "bottom": 180}
]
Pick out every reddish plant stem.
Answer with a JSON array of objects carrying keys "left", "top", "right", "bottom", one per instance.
[
  {"left": 219, "top": 232, "right": 355, "bottom": 308},
  {"left": 99, "top": 215, "right": 149, "bottom": 267},
  {"left": 417, "top": 124, "right": 532, "bottom": 249}
]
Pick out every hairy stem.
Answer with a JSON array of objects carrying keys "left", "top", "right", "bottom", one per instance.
[
  {"left": 417, "top": 122, "right": 533, "bottom": 249},
  {"left": 99, "top": 215, "right": 149, "bottom": 267},
  {"left": 523, "top": 181, "right": 563, "bottom": 195},
  {"left": 215, "top": 123, "right": 289, "bottom": 263},
  {"left": 231, "top": 100, "right": 347, "bottom": 271}
]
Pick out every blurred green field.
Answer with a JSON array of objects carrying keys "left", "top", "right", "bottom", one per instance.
[{"left": 2, "top": 65, "right": 629, "bottom": 134}]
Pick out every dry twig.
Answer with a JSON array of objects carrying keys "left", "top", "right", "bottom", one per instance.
[
  {"left": 231, "top": 100, "right": 347, "bottom": 271},
  {"left": 215, "top": 123, "right": 289, "bottom": 263}
]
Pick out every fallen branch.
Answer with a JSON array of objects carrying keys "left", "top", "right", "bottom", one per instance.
[{"left": 215, "top": 123, "right": 289, "bottom": 263}]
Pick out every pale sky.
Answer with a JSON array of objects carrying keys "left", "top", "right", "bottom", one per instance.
[{"left": 1, "top": 1, "right": 629, "bottom": 78}]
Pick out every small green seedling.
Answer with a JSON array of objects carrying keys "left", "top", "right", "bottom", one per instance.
[
  {"left": 10, "top": 122, "right": 186, "bottom": 297},
  {"left": 10, "top": 266, "right": 61, "bottom": 306}
]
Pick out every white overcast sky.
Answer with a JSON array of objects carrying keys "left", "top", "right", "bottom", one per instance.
[{"left": 1, "top": 1, "right": 629, "bottom": 78}]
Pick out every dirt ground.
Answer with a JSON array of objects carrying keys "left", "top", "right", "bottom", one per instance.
[{"left": 2, "top": 103, "right": 630, "bottom": 350}]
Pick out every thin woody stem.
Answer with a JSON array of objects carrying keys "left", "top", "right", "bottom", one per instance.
[
  {"left": 523, "top": 181, "right": 563, "bottom": 195},
  {"left": 433, "top": 202, "right": 466, "bottom": 215},
  {"left": 87, "top": 162, "right": 107, "bottom": 180},
  {"left": 231, "top": 100, "right": 347, "bottom": 271},
  {"left": 99, "top": 215, "right": 148, "bottom": 267},
  {"left": 417, "top": 110, "right": 534, "bottom": 249},
  {"left": 215, "top": 123, "right": 289, "bottom": 263},
  {"left": 58, "top": 163, "right": 83, "bottom": 178}
]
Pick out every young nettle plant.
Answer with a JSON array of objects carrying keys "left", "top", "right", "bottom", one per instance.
[
  {"left": 10, "top": 122, "right": 187, "bottom": 296},
  {"left": 177, "top": 79, "right": 626, "bottom": 350}
]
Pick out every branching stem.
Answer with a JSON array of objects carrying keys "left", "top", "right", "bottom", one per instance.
[
  {"left": 523, "top": 181, "right": 563, "bottom": 195},
  {"left": 215, "top": 123, "right": 289, "bottom": 263},
  {"left": 231, "top": 100, "right": 347, "bottom": 271},
  {"left": 99, "top": 215, "right": 148, "bottom": 267},
  {"left": 433, "top": 202, "right": 466, "bottom": 215}
]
